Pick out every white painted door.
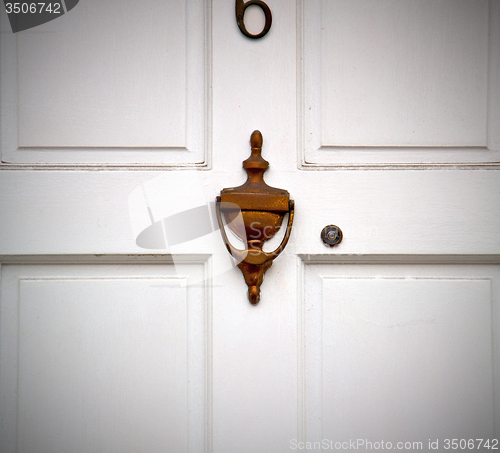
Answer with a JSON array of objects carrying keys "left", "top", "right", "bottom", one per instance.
[{"left": 1, "top": 1, "right": 499, "bottom": 452}]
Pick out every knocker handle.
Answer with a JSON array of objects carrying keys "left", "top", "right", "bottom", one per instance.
[
  {"left": 215, "top": 198, "right": 294, "bottom": 266},
  {"left": 235, "top": 0, "right": 272, "bottom": 39}
]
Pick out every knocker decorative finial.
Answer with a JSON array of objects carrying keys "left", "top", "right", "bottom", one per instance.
[{"left": 216, "top": 131, "right": 294, "bottom": 304}]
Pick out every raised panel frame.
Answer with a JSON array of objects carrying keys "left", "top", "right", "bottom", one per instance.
[
  {"left": 0, "top": 258, "right": 213, "bottom": 453},
  {"left": 0, "top": 1, "right": 212, "bottom": 169},
  {"left": 297, "top": 256, "right": 500, "bottom": 443},
  {"left": 298, "top": 0, "right": 500, "bottom": 169}
]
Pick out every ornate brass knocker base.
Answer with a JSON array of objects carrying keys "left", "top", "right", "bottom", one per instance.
[
  {"left": 237, "top": 261, "right": 273, "bottom": 305},
  {"left": 216, "top": 131, "right": 294, "bottom": 304}
]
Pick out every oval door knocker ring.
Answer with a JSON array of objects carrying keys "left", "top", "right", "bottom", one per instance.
[{"left": 235, "top": 0, "right": 272, "bottom": 39}]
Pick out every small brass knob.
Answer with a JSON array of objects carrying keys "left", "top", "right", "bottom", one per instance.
[{"left": 321, "top": 225, "right": 343, "bottom": 246}]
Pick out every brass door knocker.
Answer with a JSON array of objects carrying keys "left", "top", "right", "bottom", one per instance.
[{"left": 216, "top": 131, "right": 294, "bottom": 304}]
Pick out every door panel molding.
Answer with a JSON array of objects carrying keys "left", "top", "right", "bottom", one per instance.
[
  {"left": 298, "top": 0, "right": 500, "bottom": 169},
  {"left": 298, "top": 254, "right": 500, "bottom": 265},
  {"left": 298, "top": 257, "right": 500, "bottom": 443},
  {"left": 0, "top": 0, "right": 212, "bottom": 168},
  {"left": 0, "top": 260, "right": 213, "bottom": 453}
]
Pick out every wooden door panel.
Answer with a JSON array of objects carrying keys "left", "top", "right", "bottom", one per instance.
[
  {"left": 303, "top": 261, "right": 499, "bottom": 442},
  {"left": 0, "top": 263, "right": 209, "bottom": 453},
  {"left": 0, "top": 0, "right": 499, "bottom": 451},
  {"left": 301, "top": 0, "right": 500, "bottom": 167},
  {"left": 0, "top": 0, "right": 210, "bottom": 165}
]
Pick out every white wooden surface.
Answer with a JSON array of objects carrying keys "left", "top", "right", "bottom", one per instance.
[
  {"left": 302, "top": 0, "right": 500, "bottom": 167},
  {"left": 0, "top": 263, "right": 208, "bottom": 453},
  {"left": 0, "top": 1, "right": 499, "bottom": 452},
  {"left": 0, "top": 0, "right": 209, "bottom": 164},
  {"left": 304, "top": 263, "right": 498, "bottom": 446}
]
